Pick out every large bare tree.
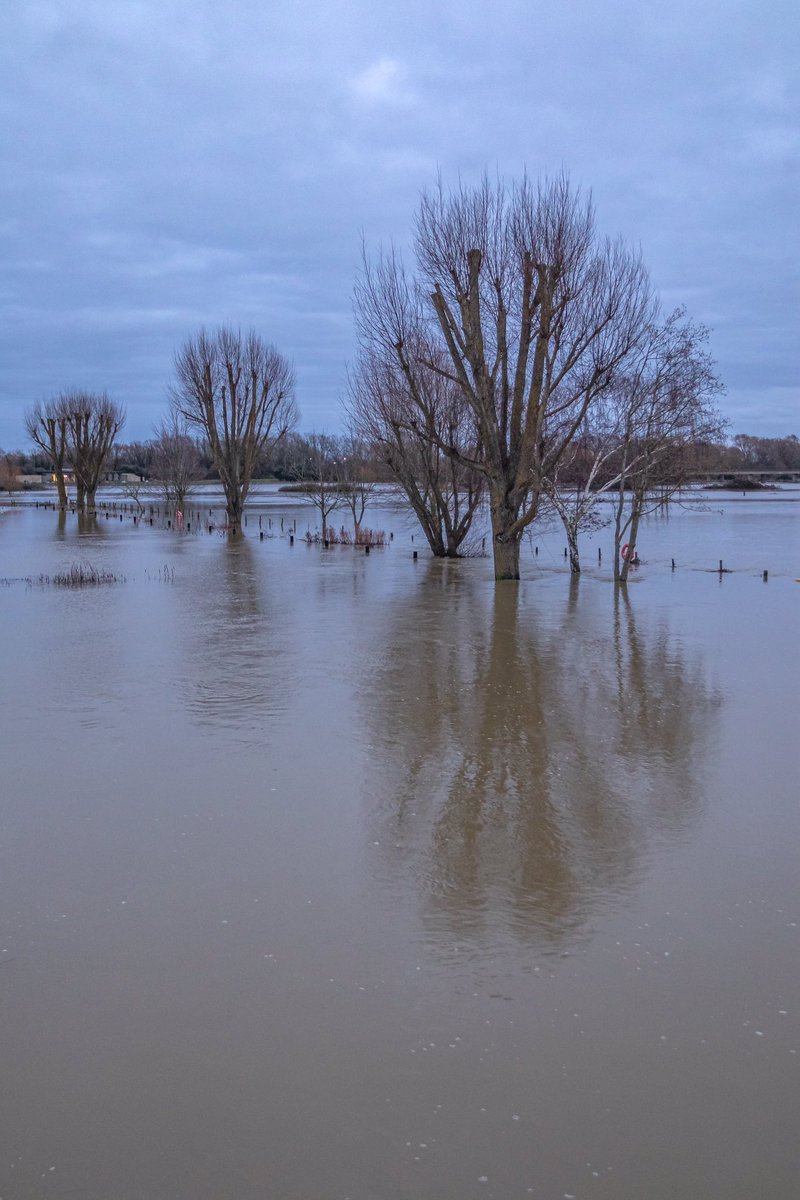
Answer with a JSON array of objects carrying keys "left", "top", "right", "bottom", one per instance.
[
  {"left": 25, "top": 399, "right": 70, "bottom": 508},
  {"left": 357, "top": 173, "right": 656, "bottom": 578},
  {"left": 64, "top": 392, "right": 125, "bottom": 511},
  {"left": 172, "top": 327, "right": 297, "bottom": 529}
]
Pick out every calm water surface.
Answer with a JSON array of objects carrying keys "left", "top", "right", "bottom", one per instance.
[{"left": 1, "top": 490, "right": 798, "bottom": 1199}]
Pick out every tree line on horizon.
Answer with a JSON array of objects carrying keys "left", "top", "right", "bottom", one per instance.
[{"left": 2, "top": 172, "right": 796, "bottom": 579}]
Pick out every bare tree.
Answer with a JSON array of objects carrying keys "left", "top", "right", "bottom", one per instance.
[
  {"left": 0, "top": 451, "right": 22, "bottom": 501},
  {"left": 543, "top": 312, "right": 723, "bottom": 575},
  {"left": 350, "top": 249, "right": 484, "bottom": 557},
  {"left": 338, "top": 433, "right": 377, "bottom": 543},
  {"left": 610, "top": 311, "right": 725, "bottom": 582},
  {"left": 357, "top": 173, "right": 655, "bottom": 578},
  {"left": 172, "top": 327, "right": 298, "bottom": 530},
  {"left": 25, "top": 399, "right": 70, "bottom": 508},
  {"left": 62, "top": 391, "right": 125, "bottom": 511},
  {"left": 151, "top": 412, "right": 204, "bottom": 512},
  {"left": 121, "top": 477, "right": 147, "bottom": 516},
  {"left": 349, "top": 346, "right": 484, "bottom": 557},
  {"left": 543, "top": 389, "right": 648, "bottom": 575},
  {"left": 298, "top": 432, "right": 344, "bottom": 543}
]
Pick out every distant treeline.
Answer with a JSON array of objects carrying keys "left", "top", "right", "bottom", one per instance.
[
  {"left": 2, "top": 431, "right": 393, "bottom": 485},
  {"left": 3, "top": 430, "right": 798, "bottom": 484}
]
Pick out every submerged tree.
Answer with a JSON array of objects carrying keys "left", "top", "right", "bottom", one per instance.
[
  {"left": 0, "top": 451, "right": 22, "bottom": 500},
  {"left": 349, "top": 347, "right": 484, "bottom": 557},
  {"left": 338, "top": 434, "right": 377, "bottom": 544},
  {"left": 350, "top": 249, "right": 484, "bottom": 558},
  {"left": 299, "top": 432, "right": 345, "bottom": 543},
  {"left": 64, "top": 392, "right": 125, "bottom": 511},
  {"left": 25, "top": 392, "right": 124, "bottom": 510},
  {"left": 151, "top": 412, "right": 204, "bottom": 512},
  {"left": 357, "top": 173, "right": 656, "bottom": 578},
  {"left": 172, "top": 327, "right": 298, "bottom": 529},
  {"left": 610, "top": 311, "right": 725, "bottom": 582},
  {"left": 25, "top": 399, "right": 70, "bottom": 508},
  {"left": 544, "top": 312, "right": 723, "bottom": 575}
]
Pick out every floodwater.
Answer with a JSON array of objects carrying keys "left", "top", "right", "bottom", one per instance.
[{"left": 0, "top": 487, "right": 798, "bottom": 1200}]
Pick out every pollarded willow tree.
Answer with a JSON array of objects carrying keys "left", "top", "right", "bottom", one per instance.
[
  {"left": 66, "top": 392, "right": 126, "bottom": 511},
  {"left": 172, "top": 327, "right": 298, "bottom": 529},
  {"left": 26, "top": 391, "right": 125, "bottom": 510},
  {"left": 25, "top": 399, "right": 70, "bottom": 508},
  {"left": 356, "top": 172, "right": 657, "bottom": 579}
]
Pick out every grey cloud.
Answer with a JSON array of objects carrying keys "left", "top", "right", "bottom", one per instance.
[{"left": 1, "top": 0, "right": 797, "bottom": 444}]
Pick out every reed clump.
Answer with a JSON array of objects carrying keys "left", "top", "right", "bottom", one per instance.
[{"left": 39, "top": 562, "right": 122, "bottom": 587}]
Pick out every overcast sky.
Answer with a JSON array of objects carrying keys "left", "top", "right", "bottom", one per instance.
[{"left": 1, "top": 0, "right": 797, "bottom": 447}]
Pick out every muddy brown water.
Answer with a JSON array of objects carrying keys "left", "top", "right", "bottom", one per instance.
[{"left": 1, "top": 491, "right": 798, "bottom": 1198}]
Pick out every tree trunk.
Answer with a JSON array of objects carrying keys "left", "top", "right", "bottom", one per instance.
[
  {"left": 76, "top": 482, "right": 86, "bottom": 511},
  {"left": 54, "top": 471, "right": 68, "bottom": 509},
  {"left": 224, "top": 484, "right": 244, "bottom": 529},
  {"left": 619, "top": 500, "right": 643, "bottom": 584},
  {"left": 613, "top": 478, "right": 627, "bottom": 582},
  {"left": 492, "top": 534, "right": 520, "bottom": 580},
  {"left": 567, "top": 527, "right": 581, "bottom": 574},
  {"left": 87, "top": 488, "right": 96, "bottom": 513},
  {"left": 490, "top": 493, "right": 521, "bottom": 580}
]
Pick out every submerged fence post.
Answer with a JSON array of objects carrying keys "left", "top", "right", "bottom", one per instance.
[{"left": 763, "top": 569, "right": 768, "bottom": 582}]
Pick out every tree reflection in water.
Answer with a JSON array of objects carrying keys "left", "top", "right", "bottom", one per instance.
[
  {"left": 178, "top": 537, "right": 292, "bottom": 738},
  {"left": 365, "top": 567, "right": 722, "bottom": 948}
]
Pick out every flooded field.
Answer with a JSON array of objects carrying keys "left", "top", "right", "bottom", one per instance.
[{"left": 1, "top": 488, "right": 798, "bottom": 1199}]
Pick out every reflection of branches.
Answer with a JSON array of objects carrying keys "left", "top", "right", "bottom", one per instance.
[{"left": 363, "top": 573, "right": 720, "bottom": 947}]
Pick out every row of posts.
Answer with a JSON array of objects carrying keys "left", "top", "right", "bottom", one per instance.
[{"left": 31, "top": 502, "right": 773, "bottom": 576}]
